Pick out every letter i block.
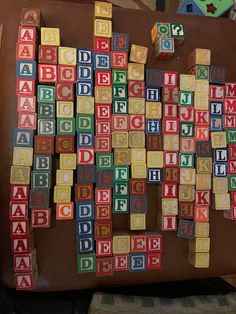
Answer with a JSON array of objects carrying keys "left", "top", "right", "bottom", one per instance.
[
  {"left": 96, "top": 257, "right": 113, "bottom": 277},
  {"left": 177, "top": 219, "right": 195, "bottom": 239},
  {"left": 113, "top": 196, "right": 129, "bottom": 214},
  {"left": 130, "top": 235, "right": 146, "bottom": 253},
  {"left": 161, "top": 215, "right": 177, "bottom": 231},
  {"left": 77, "top": 253, "right": 96, "bottom": 273},
  {"left": 113, "top": 254, "right": 130, "bottom": 271},
  {"left": 163, "top": 167, "right": 179, "bottom": 183},
  {"left": 41, "top": 27, "right": 60, "bottom": 46},
  {"left": 96, "top": 239, "right": 112, "bottom": 257},
  {"left": 75, "top": 184, "right": 94, "bottom": 202},
  {"left": 14, "top": 249, "right": 36, "bottom": 272},
  {"left": 56, "top": 202, "right": 74, "bottom": 220},
  {"left": 162, "top": 118, "right": 179, "bottom": 135},
  {"left": 130, "top": 253, "right": 146, "bottom": 272},
  {"left": 31, "top": 209, "right": 51, "bottom": 228},
  {"left": 130, "top": 214, "right": 146, "bottom": 230},
  {"left": 77, "top": 236, "right": 94, "bottom": 254},
  {"left": 9, "top": 201, "right": 28, "bottom": 219},
  {"left": 189, "top": 252, "right": 210, "bottom": 268},
  {"left": 164, "top": 103, "right": 178, "bottom": 118},
  {"left": 113, "top": 235, "right": 130, "bottom": 254},
  {"left": 15, "top": 270, "right": 38, "bottom": 290},
  {"left": 76, "top": 202, "right": 94, "bottom": 221}
]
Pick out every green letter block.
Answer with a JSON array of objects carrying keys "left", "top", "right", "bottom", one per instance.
[
  {"left": 114, "top": 166, "right": 129, "bottom": 181},
  {"left": 227, "top": 129, "right": 236, "bottom": 144},
  {"left": 38, "top": 119, "right": 55, "bottom": 135},
  {"left": 179, "top": 91, "right": 193, "bottom": 106},
  {"left": 180, "top": 122, "right": 194, "bottom": 137},
  {"left": 113, "top": 196, "right": 129, "bottom": 214},
  {"left": 113, "top": 84, "right": 127, "bottom": 100},
  {"left": 179, "top": 153, "right": 194, "bottom": 168},
  {"left": 77, "top": 253, "right": 96, "bottom": 273},
  {"left": 114, "top": 182, "right": 129, "bottom": 196},
  {"left": 113, "top": 100, "right": 128, "bottom": 114},
  {"left": 38, "top": 103, "right": 55, "bottom": 118},
  {"left": 76, "top": 114, "right": 94, "bottom": 133},
  {"left": 96, "top": 153, "right": 113, "bottom": 169}
]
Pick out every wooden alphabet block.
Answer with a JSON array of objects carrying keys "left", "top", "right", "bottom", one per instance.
[
  {"left": 160, "top": 215, "right": 177, "bottom": 231},
  {"left": 10, "top": 184, "right": 29, "bottom": 201},
  {"left": 189, "top": 65, "right": 209, "bottom": 80},
  {"left": 113, "top": 235, "right": 130, "bottom": 254},
  {"left": 155, "top": 37, "right": 175, "bottom": 60},
  {"left": 31, "top": 209, "right": 51, "bottom": 228},
  {"left": 95, "top": 70, "right": 111, "bottom": 87},
  {"left": 178, "top": 202, "right": 194, "bottom": 220},
  {"left": 145, "top": 102, "right": 162, "bottom": 119},
  {"left": 13, "top": 128, "right": 33, "bottom": 148},
  {"left": 209, "top": 85, "right": 224, "bottom": 101},
  {"left": 13, "top": 147, "right": 33, "bottom": 166},
  {"left": 129, "top": 235, "right": 146, "bottom": 253},
  {"left": 17, "top": 95, "right": 36, "bottom": 113},
  {"left": 56, "top": 169, "right": 73, "bottom": 186},
  {"left": 77, "top": 64, "right": 93, "bottom": 82},
  {"left": 112, "top": 114, "right": 129, "bottom": 131},
  {"left": 210, "top": 66, "right": 226, "bottom": 85},
  {"left": 41, "top": 27, "right": 60, "bottom": 46},
  {"left": 147, "top": 151, "right": 163, "bottom": 168},
  {"left": 11, "top": 233, "right": 34, "bottom": 255},
  {"left": 95, "top": 188, "right": 112, "bottom": 204},
  {"left": 114, "top": 166, "right": 129, "bottom": 181},
  {"left": 163, "top": 167, "right": 179, "bottom": 183},
  {"left": 77, "top": 97, "right": 94, "bottom": 115},
  {"left": 96, "top": 170, "right": 114, "bottom": 188},
  {"left": 113, "top": 254, "right": 129, "bottom": 271},
  {"left": 147, "top": 253, "right": 161, "bottom": 270},
  {"left": 29, "top": 189, "right": 49, "bottom": 209},
  {"left": 180, "top": 122, "right": 195, "bottom": 137},
  {"left": 96, "top": 257, "right": 113, "bottom": 276},
  {"left": 128, "top": 63, "right": 144, "bottom": 81},
  {"left": 229, "top": 160, "right": 236, "bottom": 174},
  {"left": 95, "top": 204, "right": 112, "bottom": 221},
  {"left": 146, "top": 68, "right": 162, "bottom": 87},
  {"left": 9, "top": 201, "right": 28, "bottom": 220},
  {"left": 95, "top": 86, "right": 112, "bottom": 104},
  {"left": 130, "top": 196, "right": 147, "bottom": 213},
  {"left": 113, "top": 196, "right": 129, "bottom": 214},
  {"left": 129, "top": 131, "right": 145, "bottom": 147},
  {"left": 146, "top": 234, "right": 162, "bottom": 253},
  {"left": 195, "top": 141, "right": 212, "bottom": 157},
  {"left": 213, "top": 162, "right": 227, "bottom": 177},
  {"left": 163, "top": 117, "right": 179, "bottom": 135},
  {"left": 15, "top": 269, "right": 38, "bottom": 290},
  {"left": 114, "top": 148, "right": 131, "bottom": 165},
  {"left": 147, "top": 168, "right": 162, "bottom": 184},
  {"left": 190, "top": 237, "right": 210, "bottom": 253},
  {"left": 38, "top": 118, "right": 55, "bottom": 136},
  {"left": 75, "top": 184, "right": 93, "bottom": 202},
  {"left": 77, "top": 253, "right": 96, "bottom": 273},
  {"left": 95, "top": 221, "right": 112, "bottom": 239},
  {"left": 58, "top": 47, "right": 77, "bottom": 65},
  {"left": 130, "top": 214, "right": 146, "bottom": 230},
  {"left": 180, "top": 137, "right": 195, "bottom": 153},
  {"left": 146, "top": 134, "right": 163, "bottom": 151},
  {"left": 59, "top": 153, "right": 76, "bottom": 170},
  {"left": 179, "top": 107, "right": 194, "bottom": 123},
  {"left": 227, "top": 129, "right": 236, "bottom": 145},
  {"left": 179, "top": 91, "right": 193, "bottom": 106},
  {"left": 194, "top": 205, "right": 209, "bottom": 223},
  {"left": 196, "top": 174, "right": 211, "bottom": 190},
  {"left": 16, "top": 78, "right": 35, "bottom": 96},
  {"left": 130, "top": 253, "right": 146, "bottom": 272},
  {"left": 10, "top": 219, "right": 30, "bottom": 238},
  {"left": 195, "top": 191, "right": 210, "bottom": 206},
  {"left": 38, "top": 45, "right": 57, "bottom": 64},
  {"left": 189, "top": 252, "right": 210, "bottom": 268},
  {"left": 164, "top": 151, "right": 178, "bottom": 167},
  {"left": 18, "top": 26, "right": 36, "bottom": 43},
  {"left": 131, "top": 148, "right": 146, "bottom": 164},
  {"left": 225, "top": 83, "right": 236, "bottom": 98},
  {"left": 151, "top": 22, "right": 171, "bottom": 44},
  {"left": 94, "top": 52, "right": 111, "bottom": 71},
  {"left": 179, "top": 153, "right": 194, "bottom": 168},
  {"left": 38, "top": 64, "right": 57, "bottom": 83},
  {"left": 128, "top": 81, "right": 145, "bottom": 98},
  {"left": 224, "top": 205, "right": 236, "bottom": 220},
  {"left": 77, "top": 148, "right": 94, "bottom": 165},
  {"left": 195, "top": 110, "right": 209, "bottom": 125},
  {"left": 76, "top": 81, "right": 93, "bottom": 97},
  {"left": 58, "top": 65, "right": 76, "bottom": 83},
  {"left": 131, "top": 164, "right": 147, "bottom": 179},
  {"left": 55, "top": 135, "right": 74, "bottom": 153},
  {"left": 31, "top": 171, "right": 51, "bottom": 189},
  {"left": 194, "top": 93, "right": 209, "bottom": 110},
  {"left": 94, "top": 1, "right": 112, "bottom": 18},
  {"left": 130, "top": 44, "right": 148, "bottom": 64},
  {"left": 213, "top": 193, "right": 231, "bottom": 210},
  {"left": 112, "top": 69, "right": 127, "bottom": 85},
  {"left": 16, "top": 42, "right": 35, "bottom": 60},
  {"left": 54, "top": 186, "right": 71, "bottom": 203},
  {"left": 162, "top": 87, "right": 179, "bottom": 103},
  {"left": 210, "top": 116, "right": 223, "bottom": 132},
  {"left": 146, "top": 119, "right": 161, "bottom": 134},
  {"left": 94, "top": 135, "right": 112, "bottom": 153},
  {"left": 56, "top": 202, "right": 74, "bottom": 220},
  {"left": 76, "top": 202, "right": 94, "bottom": 221},
  {"left": 37, "top": 85, "right": 55, "bottom": 103},
  {"left": 77, "top": 132, "right": 94, "bottom": 148},
  {"left": 114, "top": 182, "right": 128, "bottom": 196},
  {"left": 195, "top": 222, "right": 210, "bottom": 238},
  {"left": 10, "top": 166, "right": 31, "bottom": 184},
  {"left": 163, "top": 134, "right": 179, "bottom": 151},
  {"left": 96, "top": 153, "right": 113, "bottom": 169},
  {"left": 179, "top": 74, "right": 195, "bottom": 91},
  {"left": 76, "top": 220, "right": 93, "bottom": 237},
  {"left": 188, "top": 48, "right": 211, "bottom": 68},
  {"left": 94, "top": 19, "right": 112, "bottom": 38},
  {"left": 179, "top": 184, "right": 195, "bottom": 202},
  {"left": 162, "top": 198, "right": 178, "bottom": 215},
  {"left": 196, "top": 157, "right": 212, "bottom": 173},
  {"left": 77, "top": 236, "right": 94, "bottom": 254},
  {"left": 38, "top": 103, "right": 55, "bottom": 119},
  {"left": 18, "top": 112, "right": 37, "bottom": 130},
  {"left": 14, "top": 249, "right": 36, "bottom": 273},
  {"left": 21, "top": 8, "right": 40, "bottom": 27},
  {"left": 180, "top": 168, "right": 196, "bottom": 185},
  {"left": 195, "top": 79, "right": 209, "bottom": 94},
  {"left": 177, "top": 219, "right": 195, "bottom": 239},
  {"left": 213, "top": 178, "right": 228, "bottom": 194},
  {"left": 112, "top": 33, "right": 129, "bottom": 51},
  {"left": 56, "top": 83, "right": 74, "bottom": 101},
  {"left": 146, "top": 87, "right": 161, "bottom": 102},
  {"left": 162, "top": 183, "right": 178, "bottom": 198}
]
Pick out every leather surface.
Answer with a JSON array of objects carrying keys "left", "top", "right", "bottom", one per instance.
[{"left": 1, "top": 0, "right": 236, "bottom": 291}]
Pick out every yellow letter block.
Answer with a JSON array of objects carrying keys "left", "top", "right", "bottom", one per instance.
[
  {"left": 95, "top": 86, "right": 112, "bottom": 104},
  {"left": 128, "top": 63, "right": 144, "bottom": 81},
  {"left": 194, "top": 93, "right": 209, "bottom": 110},
  {"left": 60, "top": 153, "right": 76, "bottom": 170},
  {"left": 180, "top": 168, "right": 196, "bottom": 185},
  {"left": 163, "top": 134, "right": 179, "bottom": 151},
  {"left": 162, "top": 198, "right": 178, "bottom": 215},
  {"left": 189, "top": 252, "right": 210, "bottom": 268},
  {"left": 214, "top": 193, "right": 230, "bottom": 210},
  {"left": 113, "top": 235, "right": 130, "bottom": 254},
  {"left": 147, "top": 151, "right": 163, "bottom": 168},
  {"left": 57, "top": 101, "right": 74, "bottom": 118},
  {"left": 114, "top": 148, "right": 131, "bottom": 165},
  {"left": 196, "top": 157, "right": 212, "bottom": 174},
  {"left": 129, "top": 98, "right": 145, "bottom": 114},
  {"left": 131, "top": 148, "right": 146, "bottom": 164},
  {"left": 179, "top": 74, "right": 195, "bottom": 91},
  {"left": 146, "top": 102, "right": 162, "bottom": 119},
  {"left": 94, "top": 19, "right": 112, "bottom": 38},
  {"left": 195, "top": 222, "right": 210, "bottom": 238},
  {"left": 112, "top": 132, "right": 129, "bottom": 148},
  {"left": 58, "top": 47, "right": 76, "bottom": 65},
  {"left": 94, "top": 1, "right": 112, "bottom": 19},
  {"left": 190, "top": 238, "right": 210, "bottom": 253},
  {"left": 211, "top": 132, "right": 227, "bottom": 148},
  {"left": 10, "top": 166, "right": 31, "bottom": 184},
  {"left": 179, "top": 184, "right": 195, "bottom": 202},
  {"left": 41, "top": 27, "right": 60, "bottom": 46},
  {"left": 76, "top": 96, "right": 94, "bottom": 114},
  {"left": 56, "top": 169, "right": 73, "bottom": 186},
  {"left": 130, "top": 214, "right": 146, "bottom": 230},
  {"left": 54, "top": 186, "right": 71, "bottom": 203},
  {"left": 195, "top": 80, "right": 209, "bottom": 94},
  {"left": 129, "top": 131, "right": 145, "bottom": 148},
  {"left": 189, "top": 48, "right": 211, "bottom": 68},
  {"left": 213, "top": 178, "right": 228, "bottom": 194},
  {"left": 129, "top": 44, "right": 148, "bottom": 64},
  {"left": 196, "top": 174, "right": 211, "bottom": 190},
  {"left": 13, "top": 147, "right": 33, "bottom": 166},
  {"left": 131, "top": 163, "right": 147, "bottom": 178}
]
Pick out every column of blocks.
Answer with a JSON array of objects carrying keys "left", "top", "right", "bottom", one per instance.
[
  {"left": 150, "top": 22, "right": 185, "bottom": 60},
  {"left": 129, "top": 44, "right": 148, "bottom": 231},
  {"left": 187, "top": 48, "right": 211, "bottom": 268},
  {"left": 12, "top": 8, "right": 42, "bottom": 291},
  {"left": 92, "top": 1, "right": 113, "bottom": 276}
]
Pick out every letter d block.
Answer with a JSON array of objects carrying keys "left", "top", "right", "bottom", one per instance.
[
  {"left": 75, "top": 184, "right": 94, "bottom": 202},
  {"left": 76, "top": 220, "right": 93, "bottom": 237},
  {"left": 113, "top": 235, "right": 130, "bottom": 254},
  {"left": 31, "top": 208, "right": 51, "bottom": 228},
  {"left": 76, "top": 202, "right": 94, "bottom": 221},
  {"left": 77, "top": 253, "right": 96, "bottom": 273},
  {"left": 77, "top": 236, "right": 94, "bottom": 254}
]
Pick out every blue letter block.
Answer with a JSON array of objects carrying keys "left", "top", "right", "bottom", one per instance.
[
  {"left": 147, "top": 168, "right": 162, "bottom": 184},
  {"left": 76, "top": 220, "right": 94, "bottom": 237},
  {"left": 77, "top": 49, "right": 93, "bottom": 64},
  {"left": 146, "top": 119, "right": 161, "bottom": 134},
  {"left": 213, "top": 162, "right": 227, "bottom": 177},
  {"left": 214, "top": 148, "right": 228, "bottom": 162},
  {"left": 111, "top": 33, "right": 129, "bottom": 51},
  {"left": 77, "top": 64, "right": 93, "bottom": 81},
  {"left": 210, "top": 116, "right": 223, "bottom": 132},
  {"left": 76, "top": 202, "right": 95, "bottom": 221},
  {"left": 210, "top": 102, "right": 223, "bottom": 116},
  {"left": 146, "top": 87, "right": 161, "bottom": 102},
  {"left": 77, "top": 236, "right": 94, "bottom": 254},
  {"left": 130, "top": 253, "right": 146, "bottom": 272},
  {"left": 94, "top": 53, "right": 111, "bottom": 70},
  {"left": 13, "top": 128, "right": 33, "bottom": 147},
  {"left": 77, "top": 165, "right": 96, "bottom": 183},
  {"left": 77, "top": 132, "right": 94, "bottom": 148},
  {"left": 76, "top": 81, "right": 93, "bottom": 96}
]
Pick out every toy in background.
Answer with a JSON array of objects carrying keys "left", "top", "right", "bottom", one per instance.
[{"left": 177, "top": 0, "right": 233, "bottom": 17}]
